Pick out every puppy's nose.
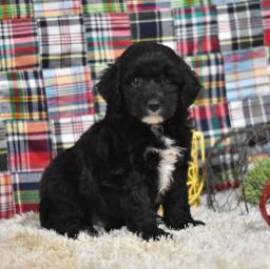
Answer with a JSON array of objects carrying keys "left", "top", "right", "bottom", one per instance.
[{"left": 148, "top": 100, "right": 160, "bottom": 112}]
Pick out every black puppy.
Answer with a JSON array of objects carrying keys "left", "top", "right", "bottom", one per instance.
[{"left": 39, "top": 42, "right": 204, "bottom": 240}]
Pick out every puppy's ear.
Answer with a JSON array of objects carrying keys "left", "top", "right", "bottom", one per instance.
[
  {"left": 179, "top": 58, "right": 202, "bottom": 108},
  {"left": 96, "top": 62, "right": 121, "bottom": 110}
]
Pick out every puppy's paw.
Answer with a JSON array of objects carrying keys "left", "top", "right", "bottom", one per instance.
[
  {"left": 191, "top": 219, "right": 205, "bottom": 226},
  {"left": 142, "top": 228, "right": 173, "bottom": 241},
  {"left": 165, "top": 219, "right": 205, "bottom": 230},
  {"left": 64, "top": 226, "right": 99, "bottom": 239},
  {"left": 64, "top": 227, "right": 81, "bottom": 239},
  {"left": 85, "top": 226, "right": 99, "bottom": 237},
  {"left": 144, "top": 147, "right": 160, "bottom": 167}
]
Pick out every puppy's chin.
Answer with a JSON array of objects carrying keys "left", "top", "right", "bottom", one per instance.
[{"left": 142, "top": 115, "right": 164, "bottom": 125}]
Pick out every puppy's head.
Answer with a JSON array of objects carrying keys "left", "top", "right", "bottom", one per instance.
[{"left": 97, "top": 42, "right": 201, "bottom": 124}]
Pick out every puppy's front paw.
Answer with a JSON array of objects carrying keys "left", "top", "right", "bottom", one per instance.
[
  {"left": 191, "top": 219, "right": 205, "bottom": 226},
  {"left": 64, "top": 227, "right": 81, "bottom": 239},
  {"left": 144, "top": 148, "right": 160, "bottom": 167},
  {"left": 165, "top": 219, "right": 205, "bottom": 230},
  {"left": 142, "top": 228, "right": 173, "bottom": 241},
  {"left": 85, "top": 226, "right": 99, "bottom": 237}
]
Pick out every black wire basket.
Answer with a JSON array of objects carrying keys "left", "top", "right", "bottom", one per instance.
[{"left": 206, "top": 123, "right": 270, "bottom": 213}]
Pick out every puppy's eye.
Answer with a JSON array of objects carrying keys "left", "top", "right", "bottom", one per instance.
[{"left": 131, "top": 77, "right": 143, "bottom": 87}]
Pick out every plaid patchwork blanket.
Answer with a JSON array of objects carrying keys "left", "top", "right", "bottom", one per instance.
[
  {"left": 12, "top": 171, "right": 42, "bottom": 213},
  {"left": 261, "top": 0, "right": 270, "bottom": 45},
  {"left": 90, "top": 63, "right": 107, "bottom": 119},
  {"left": 1, "top": 0, "right": 270, "bottom": 218},
  {"left": 0, "top": 18, "right": 38, "bottom": 71},
  {"left": 217, "top": 1, "right": 263, "bottom": 51},
  {"left": 38, "top": 16, "right": 87, "bottom": 68},
  {"left": 229, "top": 96, "right": 270, "bottom": 128},
  {"left": 84, "top": 13, "right": 131, "bottom": 64},
  {"left": 130, "top": 9, "right": 175, "bottom": 49},
  {"left": 82, "top": 0, "right": 126, "bottom": 14},
  {"left": 51, "top": 114, "right": 94, "bottom": 153},
  {"left": 174, "top": 5, "right": 219, "bottom": 56},
  {"left": 189, "top": 101, "right": 231, "bottom": 148},
  {"left": 185, "top": 53, "right": 226, "bottom": 105},
  {"left": 223, "top": 47, "right": 270, "bottom": 102},
  {"left": 172, "top": 0, "right": 210, "bottom": 8},
  {"left": 0, "top": 172, "right": 15, "bottom": 219},
  {"left": 6, "top": 121, "right": 55, "bottom": 172},
  {"left": 33, "top": 0, "right": 81, "bottom": 17},
  {"left": 43, "top": 66, "right": 94, "bottom": 119},
  {"left": 127, "top": 0, "right": 171, "bottom": 12},
  {"left": 0, "top": 122, "right": 7, "bottom": 172},
  {"left": 0, "top": 0, "right": 33, "bottom": 19},
  {"left": 0, "top": 70, "right": 47, "bottom": 120}
]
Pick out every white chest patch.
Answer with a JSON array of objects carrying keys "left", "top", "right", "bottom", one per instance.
[{"left": 146, "top": 137, "right": 184, "bottom": 195}]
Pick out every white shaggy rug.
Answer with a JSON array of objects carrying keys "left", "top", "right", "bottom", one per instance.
[{"left": 0, "top": 198, "right": 270, "bottom": 269}]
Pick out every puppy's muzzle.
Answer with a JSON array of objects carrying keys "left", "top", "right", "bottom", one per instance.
[
  {"left": 142, "top": 99, "right": 164, "bottom": 125},
  {"left": 148, "top": 99, "right": 160, "bottom": 113}
]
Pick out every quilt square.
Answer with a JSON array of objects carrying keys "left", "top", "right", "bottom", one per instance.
[
  {"left": 0, "top": 70, "right": 47, "bottom": 120},
  {"left": 6, "top": 121, "right": 55, "bottom": 172},
  {"left": 174, "top": 6, "right": 219, "bottom": 56},
  {"left": 261, "top": 0, "right": 270, "bottom": 45},
  {"left": 223, "top": 48, "right": 270, "bottom": 102},
  {"left": 217, "top": 1, "right": 263, "bottom": 52},
  {"left": 185, "top": 53, "right": 226, "bottom": 105},
  {"left": 43, "top": 66, "right": 95, "bottom": 120},
  {"left": 33, "top": 0, "right": 81, "bottom": 17},
  {"left": 51, "top": 115, "right": 95, "bottom": 153},
  {"left": 84, "top": 13, "right": 132, "bottom": 64},
  {"left": 229, "top": 96, "right": 270, "bottom": 128},
  {"left": 126, "top": 0, "right": 171, "bottom": 12},
  {"left": 12, "top": 171, "right": 41, "bottom": 214},
  {"left": 130, "top": 10, "right": 175, "bottom": 49},
  {"left": 0, "top": 122, "right": 8, "bottom": 172},
  {"left": 0, "top": 172, "right": 15, "bottom": 219},
  {"left": 82, "top": 0, "right": 126, "bottom": 14},
  {"left": 38, "top": 16, "right": 87, "bottom": 68},
  {"left": 171, "top": 0, "right": 209, "bottom": 8},
  {"left": 90, "top": 63, "right": 108, "bottom": 120},
  {"left": 0, "top": 0, "right": 33, "bottom": 19},
  {"left": 0, "top": 18, "right": 39, "bottom": 71},
  {"left": 211, "top": 0, "right": 247, "bottom": 4},
  {"left": 189, "top": 101, "right": 231, "bottom": 148}
]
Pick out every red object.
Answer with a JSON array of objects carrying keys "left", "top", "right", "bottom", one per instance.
[{"left": 259, "top": 180, "right": 270, "bottom": 226}]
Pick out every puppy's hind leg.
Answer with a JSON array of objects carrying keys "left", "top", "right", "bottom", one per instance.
[{"left": 39, "top": 198, "right": 97, "bottom": 239}]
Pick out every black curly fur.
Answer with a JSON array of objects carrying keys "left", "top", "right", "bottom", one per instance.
[{"left": 39, "top": 42, "right": 204, "bottom": 240}]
